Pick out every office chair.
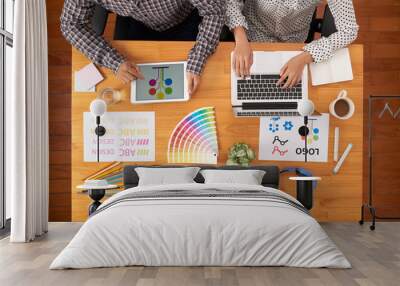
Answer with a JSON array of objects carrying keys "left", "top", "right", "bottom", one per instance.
[
  {"left": 91, "top": 4, "right": 337, "bottom": 42},
  {"left": 306, "top": 5, "right": 337, "bottom": 43},
  {"left": 91, "top": 5, "right": 109, "bottom": 36},
  {"left": 91, "top": 5, "right": 141, "bottom": 40},
  {"left": 90, "top": 4, "right": 230, "bottom": 41},
  {"left": 91, "top": 5, "right": 146, "bottom": 41}
]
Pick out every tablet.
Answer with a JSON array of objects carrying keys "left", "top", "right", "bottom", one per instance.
[{"left": 131, "top": 61, "right": 189, "bottom": 104}]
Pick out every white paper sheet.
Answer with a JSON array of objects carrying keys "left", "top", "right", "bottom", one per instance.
[
  {"left": 84, "top": 112, "right": 155, "bottom": 162},
  {"left": 259, "top": 114, "right": 329, "bottom": 162},
  {"left": 74, "top": 63, "right": 104, "bottom": 92},
  {"left": 309, "top": 48, "right": 353, "bottom": 86}
]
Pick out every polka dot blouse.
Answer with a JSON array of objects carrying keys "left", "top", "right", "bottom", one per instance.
[{"left": 226, "top": 0, "right": 359, "bottom": 63}]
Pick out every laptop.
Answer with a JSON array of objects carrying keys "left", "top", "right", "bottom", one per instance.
[{"left": 231, "top": 51, "right": 308, "bottom": 117}]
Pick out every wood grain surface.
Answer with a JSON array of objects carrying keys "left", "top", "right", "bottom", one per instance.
[
  {"left": 71, "top": 42, "right": 364, "bottom": 222},
  {"left": 370, "top": 98, "right": 400, "bottom": 217},
  {"left": 47, "top": 0, "right": 72, "bottom": 221},
  {"left": 48, "top": 0, "right": 400, "bottom": 221},
  {"left": 1, "top": 222, "right": 400, "bottom": 286}
]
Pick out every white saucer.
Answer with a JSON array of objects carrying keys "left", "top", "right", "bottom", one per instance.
[
  {"left": 289, "top": 177, "right": 321, "bottom": 181},
  {"left": 77, "top": 184, "right": 118, "bottom": 190}
]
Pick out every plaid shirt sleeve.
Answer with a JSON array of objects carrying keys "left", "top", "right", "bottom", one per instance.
[
  {"left": 60, "top": 0, "right": 125, "bottom": 73},
  {"left": 187, "top": 0, "right": 225, "bottom": 75}
]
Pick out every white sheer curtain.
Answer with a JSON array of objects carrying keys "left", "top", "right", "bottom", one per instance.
[{"left": 9, "top": 0, "right": 49, "bottom": 242}]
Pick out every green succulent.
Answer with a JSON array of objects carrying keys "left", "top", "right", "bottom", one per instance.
[{"left": 226, "top": 143, "right": 256, "bottom": 167}]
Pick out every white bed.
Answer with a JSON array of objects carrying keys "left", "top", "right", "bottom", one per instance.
[{"left": 50, "top": 183, "right": 350, "bottom": 269}]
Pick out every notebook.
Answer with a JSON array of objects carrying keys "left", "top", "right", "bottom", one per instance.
[
  {"left": 74, "top": 63, "right": 104, "bottom": 92},
  {"left": 309, "top": 48, "right": 353, "bottom": 86}
]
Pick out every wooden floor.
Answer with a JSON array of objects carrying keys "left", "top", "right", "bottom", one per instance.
[{"left": 0, "top": 223, "right": 399, "bottom": 286}]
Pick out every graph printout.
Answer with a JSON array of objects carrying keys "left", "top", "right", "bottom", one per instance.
[{"left": 259, "top": 114, "right": 329, "bottom": 162}]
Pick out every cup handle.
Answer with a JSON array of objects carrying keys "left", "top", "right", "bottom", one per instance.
[{"left": 338, "top": 89, "right": 348, "bottom": 99}]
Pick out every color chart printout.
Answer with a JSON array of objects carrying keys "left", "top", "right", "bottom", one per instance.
[
  {"left": 259, "top": 114, "right": 329, "bottom": 162},
  {"left": 84, "top": 112, "right": 155, "bottom": 162},
  {"left": 167, "top": 107, "right": 218, "bottom": 164}
]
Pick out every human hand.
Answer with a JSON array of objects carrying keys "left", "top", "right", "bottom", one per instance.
[
  {"left": 116, "top": 61, "right": 144, "bottom": 84},
  {"left": 232, "top": 27, "right": 253, "bottom": 78},
  {"left": 187, "top": 72, "right": 201, "bottom": 96},
  {"left": 277, "top": 52, "right": 313, "bottom": 89},
  {"left": 232, "top": 40, "right": 253, "bottom": 78}
]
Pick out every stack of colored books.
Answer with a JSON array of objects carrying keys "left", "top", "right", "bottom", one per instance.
[{"left": 83, "top": 162, "right": 124, "bottom": 189}]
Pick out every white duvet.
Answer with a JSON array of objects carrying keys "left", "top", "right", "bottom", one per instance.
[{"left": 50, "top": 183, "right": 350, "bottom": 269}]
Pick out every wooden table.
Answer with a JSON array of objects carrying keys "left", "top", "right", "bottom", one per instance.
[{"left": 72, "top": 42, "right": 363, "bottom": 222}]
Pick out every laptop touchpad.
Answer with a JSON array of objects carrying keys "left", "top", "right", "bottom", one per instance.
[{"left": 250, "top": 51, "right": 303, "bottom": 75}]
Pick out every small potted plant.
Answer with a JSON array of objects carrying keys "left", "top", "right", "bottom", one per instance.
[{"left": 226, "top": 143, "right": 256, "bottom": 167}]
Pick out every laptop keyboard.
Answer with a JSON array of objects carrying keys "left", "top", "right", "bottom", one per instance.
[
  {"left": 236, "top": 111, "right": 299, "bottom": 117},
  {"left": 237, "top": 74, "right": 302, "bottom": 101}
]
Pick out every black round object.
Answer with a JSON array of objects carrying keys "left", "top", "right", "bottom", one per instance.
[
  {"left": 298, "top": 126, "right": 309, "bottom": 137},
  {"left": 95, "top": 125, "right": 106, "bottom": 136},
  {"left": 358, "top": 220, "right": 364, "bottom": 225},
  {"left": 296, "top": 180, "right": 314, "bottom": 210},
  {"left": 88, "top": 189, "right": 106, "bottom": 215},
  {"left": 89, "top": 201, "right": 102, "bottom": 215},
  {"left": 88, "top": 189, "right": 106, "bottom": 201},
  {"left": 370, "top": 225, "right": 375, "bottom": 231}
]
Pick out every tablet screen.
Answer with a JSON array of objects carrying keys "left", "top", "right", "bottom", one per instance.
[{"left": 134, "top": 62, "right": 186, "bottom": 102}]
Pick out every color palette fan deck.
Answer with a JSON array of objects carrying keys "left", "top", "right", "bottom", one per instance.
[{"left": 168, "top": 107, "right": 218, "bottom": 164}]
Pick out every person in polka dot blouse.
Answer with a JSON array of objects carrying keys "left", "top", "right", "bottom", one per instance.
[{"left": 226, "top": 0, "right": 359, "bottom": 88}]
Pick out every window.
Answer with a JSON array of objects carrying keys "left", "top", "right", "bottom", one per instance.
[
  {"left": 1, "top": 0, "right": 14, "bottom": 231},
  {"left": 5, "top": 0, "right": 13, "bottom": 33}
]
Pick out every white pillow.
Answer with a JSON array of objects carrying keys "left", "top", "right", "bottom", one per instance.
[
  {"left": 135, "top": 167, "right": 200, "bottom": 186},
  {"left": 200, "top": 169, "right": 266, "bottom": 185}
]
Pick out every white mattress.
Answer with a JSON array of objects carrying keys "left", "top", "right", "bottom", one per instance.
[{"left": 50, "top": 183, "right": 350, "bottom": 269}]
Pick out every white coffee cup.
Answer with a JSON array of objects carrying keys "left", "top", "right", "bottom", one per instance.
[{"left": 329, "top": 90, "right": 355, "bottom": 120}]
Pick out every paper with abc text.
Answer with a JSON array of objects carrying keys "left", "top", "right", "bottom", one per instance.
[{"left": 83, "top": 112, "right": 155, "bottom": 162}]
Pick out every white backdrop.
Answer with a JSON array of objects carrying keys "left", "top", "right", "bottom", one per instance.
[{"left": 9, "top": 0, "right": 49, "bottom": 242}]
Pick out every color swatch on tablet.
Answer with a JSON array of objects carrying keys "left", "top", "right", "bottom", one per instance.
[
  {"left": 168, "top": 107, "right": 218, "bottom": 164},
  {"left": 131, "top": 61, "right": 189, "bottom": 104},
  {"left": 147, "top": 66, "right": 173, "bottom": 99}
]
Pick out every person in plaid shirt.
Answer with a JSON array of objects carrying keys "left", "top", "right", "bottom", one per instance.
[{"left": 61, "top": 0, "right": 225, "bottom": 95}]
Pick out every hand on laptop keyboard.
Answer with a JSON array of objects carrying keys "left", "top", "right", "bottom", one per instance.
[
  {"left": 277, "top": 52, "right": 313, "bottom": 88},
  {"left": 237, "top": 74, "right": 302, "bottom": 101}
]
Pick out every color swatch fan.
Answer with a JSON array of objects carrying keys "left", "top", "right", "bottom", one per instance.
[{"left": 168, "top": 107, "right": 218, "bottom": 164}]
